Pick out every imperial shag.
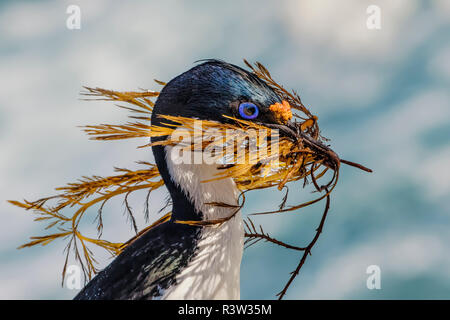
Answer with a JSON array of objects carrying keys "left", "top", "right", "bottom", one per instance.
[{"left": 74, "top": 60, "right": 323, "bottom": 300}]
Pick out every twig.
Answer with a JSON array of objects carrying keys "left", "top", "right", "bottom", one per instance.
[{"left": 277, "top": 189, "right": 331, "bottom": 300}]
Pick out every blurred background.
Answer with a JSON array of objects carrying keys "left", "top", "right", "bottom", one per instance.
[{"left": 1, "top": 0, "right": 449, "bottom": 299}]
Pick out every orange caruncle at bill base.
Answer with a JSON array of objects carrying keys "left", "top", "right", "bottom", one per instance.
[{"left": 269, "top": 100, "right": 293, "bottom": 124}]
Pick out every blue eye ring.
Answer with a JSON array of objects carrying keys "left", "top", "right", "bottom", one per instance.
[{"left": 238, "top": 102, "right": 259, "bottom": 120}]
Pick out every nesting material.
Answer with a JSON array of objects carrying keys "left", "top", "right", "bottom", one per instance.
[{"left": 9, "top": 61, "right": 371, "bottom": 298}]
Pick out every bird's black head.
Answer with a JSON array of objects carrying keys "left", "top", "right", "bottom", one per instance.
[
  {"left": 151, "top": 60, "right": 289, "bottom": 129},
  {"left": 151, "top": 59, "right": 340, "bottom": 170}
]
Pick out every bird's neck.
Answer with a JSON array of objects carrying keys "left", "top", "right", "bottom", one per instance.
[
  {"left": 160, "top": 146, "right": 244, "bottom": 299},
  {"left": 164, "top": 146, "right": 241, "bottom": 221}
]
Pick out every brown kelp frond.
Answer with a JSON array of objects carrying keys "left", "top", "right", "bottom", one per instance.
[
  {"left": 10, "top": 91, "right": 339, "bottom": 285},
  {"left": 81, "top": 86, "right": 159, "bottom": 113},
  {"left": 174, "top": 191, "right": 247, "bottom": 228},
  {"left": 81, "top": 111, "right": 326, "bottom": 196},
  {"left": 83, "top": 122, "right": 152, "bottom": 141},
  {"left": 9, "top": 162, "right": 164, "bottom": 283},
  {"left": 10, "top": 60, "right": 371, "bottom": 297},
  {"left": 244, "top": 60, "right": 309, "bottom": 117},
  {"left": 244, "top": 187, "right": 332, "bottom": 300},
  {"left": 117, "top": 211, "right": 172, "bottom": 254},
  {"left": 80, "top": 86, "right": 158, "bottom": 141},
  {"left": 244, "top": 59, "right": 321, "bottom": 140}
]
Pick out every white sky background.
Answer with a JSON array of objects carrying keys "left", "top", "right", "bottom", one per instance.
[{"left": 0, "top": 0, "right": 449, "bottom": 299}]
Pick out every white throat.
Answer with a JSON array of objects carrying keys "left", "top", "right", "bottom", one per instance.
[{"left": 161, "top": 146, "right": 244, "bottom": 300}]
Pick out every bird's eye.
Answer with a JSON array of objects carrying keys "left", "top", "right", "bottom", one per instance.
[{"left": 238, "top": 102, "right": 259, "bottom": 120}]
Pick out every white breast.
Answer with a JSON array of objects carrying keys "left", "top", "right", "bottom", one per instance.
[{"left": 161, "top": 146, "right": 244, "bottom": 300}]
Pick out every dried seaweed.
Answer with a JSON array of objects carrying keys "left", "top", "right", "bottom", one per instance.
[{"left": 9, "top": 60, "right": 371, "bottom": 298}]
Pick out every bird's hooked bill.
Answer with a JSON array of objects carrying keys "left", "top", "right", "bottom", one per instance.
[{"left": 262, "top": 118, "right": 340, "bottom": 173}]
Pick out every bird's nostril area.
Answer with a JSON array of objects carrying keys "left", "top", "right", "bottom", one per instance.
[{"left": 323, "top": 149, "right": 341, "bottom": 171}]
